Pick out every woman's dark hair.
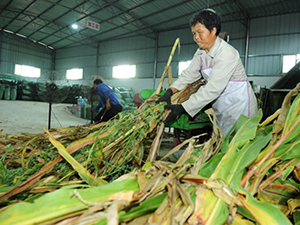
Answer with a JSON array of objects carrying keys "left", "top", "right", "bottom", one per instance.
[
  {"left": 190, "top": 9, "right": 221, "bottom": 35},
  {"left": 93, "top": 79, "right": 103, "bottom": 85}
]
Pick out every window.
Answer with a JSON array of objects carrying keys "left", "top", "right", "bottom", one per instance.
[
  {"left": 178, "top": 60, "right": 191, "bottom": 75},
  {"left": 66, "top": 68, "right": 83, "bottom": 79},
  {"left": 15, "top": 64, "right": 41, "bottom": 78},
  {"left": 113, "top": 65, "right": 136, "bottom": 79},
  {"left": 282, "top": 54, "right": 300, "bottom": 73}
]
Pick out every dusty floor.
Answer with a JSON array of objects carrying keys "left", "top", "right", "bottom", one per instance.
[{"left": 0, "top": 100, "right": 90, "bottom": 135}]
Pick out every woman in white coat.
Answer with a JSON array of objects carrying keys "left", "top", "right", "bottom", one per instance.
[{"left": 157, "top": 9, "right": 258, "bottom": 136}]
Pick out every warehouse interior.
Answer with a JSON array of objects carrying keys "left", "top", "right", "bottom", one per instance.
[{"left": 1, "top": 0, "right": 300, "bottom": 224}]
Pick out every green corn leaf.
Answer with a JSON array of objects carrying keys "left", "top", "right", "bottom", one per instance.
[
  {"left": 120, "top": 193, "right": 168, "bottom": 223},
  {"left": 294, "top": 211, "right": 300, "bottom": 225},
  {"left": 95, "top": 193, "right": 168, "bottom": 225},
  {"left": 210, "top": 110, "right": 264, "bottom": 188},
  {"left": 238, "top": 187, "right": 292, "bottom": 225},
  {"left": 230, "top": 129, "right": 271, "bottom": 190},
  {"left": 281, "top": 163, "right": 298, "bottom": 180},
  {"left": 189, "top": 111, "right": 264, "bottom": 225},
  {"left": 198, "top": 153, "right": 225, "bottom": 178},
  {"left": 274, "top": 140, "right": 300, "bottom": 159},
  {"left": 231, "top": 215, "right": 255, "bottom": 225},
  {"left": 0, "top": 178, "right": 139, "bottom": 225},
  {"left": 237, "top": 206, "right": 257, "bottom": 222},
  {"left": 44, "top": 129, "right": 107, "bottom": 186},
  {"left": 281, "top": 115, "right": 300, "bottom": 145},
  {"left": 257, "top": 182, "right": 300, "bottom": 205},
  {"left": 283, "top": 93, "right": 300, "bottom": 136},
  {"left": 230, "top": 109, "right": 263, "bottom": 148},
  {"left": 189, "top": 188, "right": 228, "bottom": 225}
]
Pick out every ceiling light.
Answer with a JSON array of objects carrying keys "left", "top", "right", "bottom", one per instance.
[{"left": 72, "top": 23, "right": 78, "bottom": 29}]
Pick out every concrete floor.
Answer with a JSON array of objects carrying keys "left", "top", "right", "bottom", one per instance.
[
  {"left": 0, "top": 100, "right": 180, "bottom": 157},
  {"left": 0, "top": 100, "right": 89, "bottom": 135}
]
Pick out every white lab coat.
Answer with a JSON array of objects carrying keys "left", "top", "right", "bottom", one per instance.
[{"left": 171, "top": 37, "right": 258, "bottom": 135}]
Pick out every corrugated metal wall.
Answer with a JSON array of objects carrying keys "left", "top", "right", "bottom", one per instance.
[
  {"left": 0, "top": 32, "right": 52, "bottom": 77},
  {"left": 248, "top": 13, "right": 300, "bottom": 76},
  {"left": 98, "top": 36, "right": 155, "bottom": 79},
  {"left": 55, "top": 45, "right": 97, "bottom": 80},
  {"left": 1, "top": 12, "right": 299, "bottom": 91}
]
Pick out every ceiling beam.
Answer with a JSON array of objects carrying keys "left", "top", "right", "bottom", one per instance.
[
  {"left": 0, "top": 0, "right": 13, "bottom": 15},
  {"left": 2, "top": 0, "right": 38, "bottom": 30},
  {"left": 46, "top": 1, "right": 119, "bottom": 47},
  {"left": 80, "top": 0, "right": 198, "bottom": 44},
  {"left": 26, "top": 1, "right": 87, "bottom": 40},
  {"left": 14, "top": 0, "right": 64, "bottom": 34}
]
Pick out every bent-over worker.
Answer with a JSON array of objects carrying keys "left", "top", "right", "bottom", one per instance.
[
  {"left": 92, "top": 79, "right": 122, "bottom": 123},
  {"left": 157, "top": 9, "right": 258, "bottom": 135}
]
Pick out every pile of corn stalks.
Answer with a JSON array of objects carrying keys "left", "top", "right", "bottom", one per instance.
[
  {"left": 1, "top": 82, "right": 300, "bottom": 224},
  {"left": 0, "top": 38, "right": 184, "bottom": 201},
  {"left": 1, "top": 38, "right": 300, "bottom": 224}
]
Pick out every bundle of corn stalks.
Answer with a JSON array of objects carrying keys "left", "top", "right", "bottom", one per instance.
[
  {"left": 1, "top": 83, "right": 300, "bottom": 224},
  {"left": 0, "top": 38, "right": 183, "bottom": 202},
  {"left": 0, "top": 76, "right": 206, "bottom": 200}
]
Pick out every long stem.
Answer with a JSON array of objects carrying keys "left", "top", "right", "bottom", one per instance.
[
  {"left": 258, "top": 158, "right": 295, "bottom": 190},
  {"left": 240, "top": 119, "right": 300, "bottom": 187},
  {"left": 154, "top": 38, "right": 180, "bottom": 96}
]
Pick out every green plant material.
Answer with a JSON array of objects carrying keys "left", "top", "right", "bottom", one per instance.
[
  {"left": 189, "top": 186, "right": 229, "bottom": 225},
  {"left": 257, "top": 182, "right": 300, "bottom": 206},
  {"left": 241, "top": 118, "right": 300, "bottom": 188},
  {"left": 0, "top": 178, "right": 139, "bottom": 225},
  {"left": 282, "top": 86, "right": 300, "bottom": 136},
  {"left": 268, "top": 84, "right": 300, "bottom": 146},
  {"left": 294, "top": 211, "right": 300, "bottom": 225},
  {"left": 259, "top": 108, "right": 280, "bottom": 127},
  {"left": 191, "top": 108, "right": 223, "bottom": 173},
  {"left": 0, "top": 161, "right": 8, "bottom": 185},
  {"left": 120, "top": 193, "right": 168, "bottom": 223},
  {"left": 287, "top": 199, "right": 300, "bottom": 216},
  {"left": 230, "top": 214, "right": 255, "bottom": 225},
  {"left": 198, "top": 153, "right": 225, "bottom": 178},
  {"left": 1, "top": 45, "right": 300, "bottom": 225},
  {"left": 44, "top": 128, "right": 107, "bottom": 186},
  {"left": 210, "top": 110, "right": 264, "bottom": 189},
  {"left": 238, "top": 187, "right": 292, "bottom": 225}
]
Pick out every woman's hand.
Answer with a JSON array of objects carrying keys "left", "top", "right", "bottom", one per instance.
[{"left": 164, "top": 104, "right": 185, "bottom": 123}]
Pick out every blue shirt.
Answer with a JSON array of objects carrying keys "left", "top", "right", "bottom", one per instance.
[{"left": 94, "top": 83, "right": 122, "bottom": 113}]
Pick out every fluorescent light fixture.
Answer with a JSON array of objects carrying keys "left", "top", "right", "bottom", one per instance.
[{"left": 72, "top": 23, "right": 78, "bottom": 29}]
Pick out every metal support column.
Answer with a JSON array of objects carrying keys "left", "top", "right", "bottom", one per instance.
[
  {"left": 153, "top": 32, "right": 158, "bottom": 89},
  {"left": 51, "top": 49, "right": 56, "bottom": 71},
  {"left": 96, "top": 42, "right": 99, "bottom": 75},
  {"left": 244, "top": 18, "right": 250, "bottom": 73}
]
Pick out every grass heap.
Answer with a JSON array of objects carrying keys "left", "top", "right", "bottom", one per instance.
[{"left": 0, "top": 83, "right": 299, "bottom": 224}]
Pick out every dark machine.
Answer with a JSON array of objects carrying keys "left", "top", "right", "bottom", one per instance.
[{"left": 260, "top": 62, "right": 300, "bottom": 121}]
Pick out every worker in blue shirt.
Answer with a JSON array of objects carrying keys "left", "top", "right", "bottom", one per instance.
[{"left": 91, "top": 79, "right": 123, "bottom": 123}]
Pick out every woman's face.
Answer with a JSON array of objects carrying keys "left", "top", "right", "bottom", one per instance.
[{"left": 192, "top": 22, "right": 217, "bottom": 53}]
